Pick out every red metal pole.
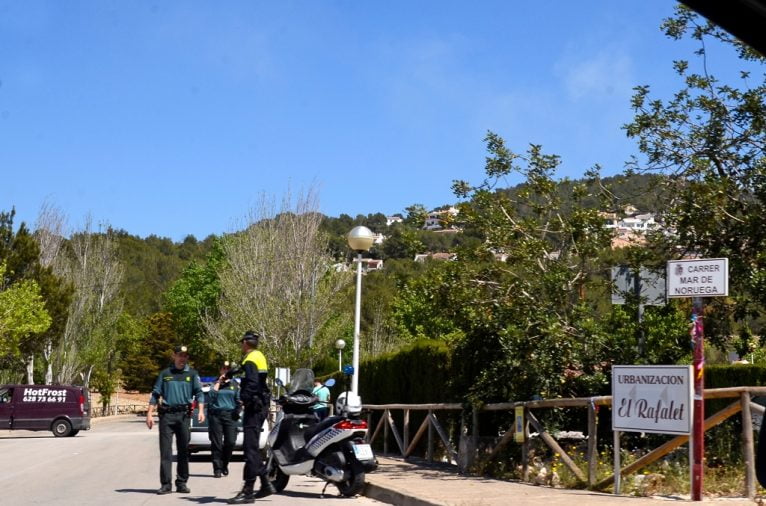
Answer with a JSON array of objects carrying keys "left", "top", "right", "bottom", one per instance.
[{"left": 691, "top": 300, "right": 704, "bottom": 501}]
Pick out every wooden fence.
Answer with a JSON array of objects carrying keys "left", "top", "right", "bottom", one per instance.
[
  {"left": 364, "top": 386, "right": 766, "bottom": 499},
  {"left": 91, "top": 403, "right": 148, "bottom": 417}
]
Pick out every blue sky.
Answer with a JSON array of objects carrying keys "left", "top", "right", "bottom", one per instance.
[{"left": 0, "top": 1, "right": 749, "bottom": 240}]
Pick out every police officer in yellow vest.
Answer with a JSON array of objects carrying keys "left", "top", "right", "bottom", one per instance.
[{"left": 228, "top": 331, "right": 276, "bottom": 504}]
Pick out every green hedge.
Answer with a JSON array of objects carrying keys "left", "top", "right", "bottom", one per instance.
[
  {"left": 319, "top": 339, "right": 457, "bottom": 405},
  {"left": 705, "top": 364, "right": 766, "bottom": 388},
  {"left": 323, "top": 353, "right": 766, "bottom": 406}
]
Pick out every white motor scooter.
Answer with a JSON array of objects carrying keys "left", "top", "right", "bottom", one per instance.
[{"left": 265, "top": 367, "right": 376, "bottom": 497}]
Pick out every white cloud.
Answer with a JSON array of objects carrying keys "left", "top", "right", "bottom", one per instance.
[{"left": 555, "top": 49, "right": 634, "bottom": 101}]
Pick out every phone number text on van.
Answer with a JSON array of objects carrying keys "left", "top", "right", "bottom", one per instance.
[{"left": 22, "top": 388, "right": 67, "bottom": 403}]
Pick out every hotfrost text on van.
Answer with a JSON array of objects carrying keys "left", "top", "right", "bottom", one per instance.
[{"left": 22, "top": 387, "right": 68, "bottom": 403}]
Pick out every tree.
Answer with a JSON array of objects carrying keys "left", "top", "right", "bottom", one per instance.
[
  {"left": 624, "top": 6, "right": 766, "bottom": 345},
  {"left": 0, "top": 262, "right": 51, "bottom": 367},
  {"left": 203, "top": 188, "right": 351, "bottom": 368},
  {"left": 163, "top": 239, "right": 225, "bottom": 373},
  {"left": 392, "top": 132, "right": 658, "bottom": 402},
  {"left": 33, "top": 203, "right": 68, "bottom": 384},
  {"left": 50, "top": 220, "right": 124, "bottom": 385},
  {"left": 121, "top": 312, "right": 177, "bottom": 392},
  {"left": 404, "top": 204, "right": 428, "bottom": 229},
  {"left": 89, "top": 311, "right": 143, "bottom": 411},
  {"left": 0, "top": 209, "right": 71, "bottom": 384},
  {"left": 381, "top": 227, "right": 425, "bottom": 260}
]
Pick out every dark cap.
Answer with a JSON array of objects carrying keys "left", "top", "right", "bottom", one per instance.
[
  {"left": 240, "top": 330, "right": 260, "bottom": 344},
  {"left": 174, "top": 345, "right": 189, "bottom": 354}
]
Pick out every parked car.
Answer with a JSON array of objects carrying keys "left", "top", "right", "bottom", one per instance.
[
  {"left": 188, "top": 381, "right": 269, "bottom": 453},
  {"left": 0, "top": 384, "right": 91, "bottom": 437}
]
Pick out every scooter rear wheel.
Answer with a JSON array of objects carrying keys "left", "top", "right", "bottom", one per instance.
[{"left": 336, "top": 460, "right": 365, "bottom": 497}]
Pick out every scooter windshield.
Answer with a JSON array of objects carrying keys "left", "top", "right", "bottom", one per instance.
[{"left": 289, "top": 368, "right": 315, "bottom": 394}]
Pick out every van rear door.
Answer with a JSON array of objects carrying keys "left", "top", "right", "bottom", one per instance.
[{"left": 0, "top": 386, "right": 13, "bottom": 429}]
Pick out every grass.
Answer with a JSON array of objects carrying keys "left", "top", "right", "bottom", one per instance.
[{"left": 478, "top": 447, "right": 766, "bottom": 497}]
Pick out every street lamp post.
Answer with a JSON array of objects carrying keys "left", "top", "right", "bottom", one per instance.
[
  {"left": 335, "top": 338, "right": 346, "bottom": 372},
  {"left": 346, "top": 226, "right": 374, "bottom": 395}
]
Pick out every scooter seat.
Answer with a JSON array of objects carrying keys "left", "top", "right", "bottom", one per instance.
[{"left": 303, "top": 415, "right": 344, "bottom": 442}]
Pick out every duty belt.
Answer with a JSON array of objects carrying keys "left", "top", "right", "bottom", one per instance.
[{"left": 159, "top": 404, "right": 190, "bottom": 414}]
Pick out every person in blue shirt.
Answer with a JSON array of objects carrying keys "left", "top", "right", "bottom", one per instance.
[
  {"left": 311, "top": 379, "right": 331, "bottom": 421},
  {"left": 208, "top": 361, "right": 241, "bottom": 478},
  {"left": 146, "top": 345, "right": 205, "bottom": 495}
]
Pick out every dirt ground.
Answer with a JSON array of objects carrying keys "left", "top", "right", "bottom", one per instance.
[{"left": 90, "top": 389, "right": 149, "bottom": 408}]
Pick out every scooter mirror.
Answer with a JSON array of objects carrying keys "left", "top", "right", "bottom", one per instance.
[
  {"left": 275, "top": 378, "right": 284, "bottom": 387},
  {"left": 325, "top": 378, "right": 336, "bottom": 387}
]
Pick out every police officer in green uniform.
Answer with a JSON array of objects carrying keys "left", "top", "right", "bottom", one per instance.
[
  {"left": 208, "top": 361, "right": 241, "bottom": 478},
  {"left": 228, "top": 331, "right": 276, "bottom": 504},
  {"left": 146, "top": 345, "right": 205, "bottom": 495}
]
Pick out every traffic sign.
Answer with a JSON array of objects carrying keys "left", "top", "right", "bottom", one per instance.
[
  {"left": 611, "top": 266, "right": 666, "bottom": 305},
  {"left": 666, "top": 258, "right": 728, "bottom": 298}
]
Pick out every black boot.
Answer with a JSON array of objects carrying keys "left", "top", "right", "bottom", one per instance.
[
  {"left": 227, "top": 483, "right": 255, "bottom": 504},
  {"left": 254, "top": 475, "right": 277, "bottom": 499}
]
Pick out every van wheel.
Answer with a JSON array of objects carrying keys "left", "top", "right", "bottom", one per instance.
[
  {"left": 69, "top": 430, "right": 80, "bottom": 437},
  {"left": 52, "top": 419, "right": 72, "bottom": 437}
]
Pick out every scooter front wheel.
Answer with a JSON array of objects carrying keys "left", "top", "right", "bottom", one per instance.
[{"left": 336, "top": 459, "right": 365, "bottom": 497}]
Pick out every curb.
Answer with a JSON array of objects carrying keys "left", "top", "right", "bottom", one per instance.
[
  {"left": 91, "top": 414, "right": 142, "bottom": 425},
  {"left": 363, "top": 481, "right": 444, "bottom": 506}
]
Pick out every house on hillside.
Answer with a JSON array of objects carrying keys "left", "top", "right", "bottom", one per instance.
[
  {"left": 423, "top": 207, "right": 459, "bottom": 230},
  {"left": 601, "top": 205, "right": 662, "bottom": 249},
  {"left": 600, "top": 212, "right": 619, "bottom": 229},
  {"left": 365, "top": 259, "right": 384, "bottom": 271},
  {"left": 414, "top": 252, "right": 457, "bottom": 262},
  {"left": 386, "top": 215, "right": 403, "bottom": 227}
]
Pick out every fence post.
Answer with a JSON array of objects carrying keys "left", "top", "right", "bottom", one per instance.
[
  {"left": 587, "top": 399, "right": 598, "bottom": 487},
  {"left": 403, "top": 409, "right": 410, "bottom": 458},
  {"left": 472, "top": 405, "right": 479, "bottom": 465},
  {"left": 741, "top": 392, "right": 755, "bottom": 499},
  {"left": 427, "top": 409, "right": 434, "bottom": 462},
  {"left": 521, "top": 406, "right": 530, "bottom": 482},
  {"left": 383, "top": 409, "right": 389, "bottom": 455},
  {"left": 366, "top": 411, "right": 373, "bottom": 443}
]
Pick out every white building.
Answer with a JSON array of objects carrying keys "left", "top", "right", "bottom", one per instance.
[
  {"left": 423, "top": 207, "right": 459, "bottom": 230},
  {"left": 386, "top": 216, "right": 403, "bottom": 227}
]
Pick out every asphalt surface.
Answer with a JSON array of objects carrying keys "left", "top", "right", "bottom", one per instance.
[{"left": 0, "top": 415, "right": 382, "bottom": 505}]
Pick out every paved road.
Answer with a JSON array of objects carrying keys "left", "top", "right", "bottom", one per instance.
[{"left": 0, "top": 416, "right": 382, "bottom": 505}]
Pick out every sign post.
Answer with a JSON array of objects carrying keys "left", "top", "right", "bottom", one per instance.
[
  {"left": 611, "top": 266, "right": 666, "bottom": 357},
  {"left": 667, "top": 258, "right": 728, "bottom": 502}
]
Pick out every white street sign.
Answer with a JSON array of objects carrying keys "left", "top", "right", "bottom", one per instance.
[
  {"left": 612, "top": 365, "right": 693, "bottom": 435},
  {"left": 275, "top": 367, "right": 291, "bottom": 386},
  {"left": 666, "top": 258, "right": 728, "bottom": 298}
]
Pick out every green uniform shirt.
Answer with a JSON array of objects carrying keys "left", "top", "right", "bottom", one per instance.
[
  {"left": 149, "top": 365, "right": 203, "bottom": 407},
  {"left": 208, "top": 380, "right": 240, "bottom": 411}
]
